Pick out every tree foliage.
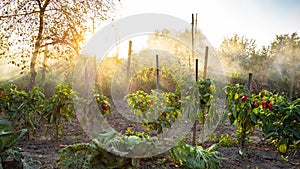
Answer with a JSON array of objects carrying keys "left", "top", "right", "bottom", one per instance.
[
  {"left": 219, "top": 33, "right": 300, "bottom": 99},
  {"left": 0, "top": 0, "right": 120, "bottom": 88},
  {"left": 147, "top": 28, "right": 207, "bottom": 65},
  {"left": 219, "top": 34, "right": 259, "bottom": 73}
]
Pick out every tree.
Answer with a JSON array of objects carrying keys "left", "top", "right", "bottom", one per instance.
[
  {"left": 146, "top": 28, "right": 207, "bottom": 66},
  {"left": 219, "top": 34, "right": 259, "bottom": 74},
  {"left": 0, "top": 0, "right": 120, "bottom": 89},
  {"left": 268, "top": 32, "right": 300, "bottom": 99},
  {"left": 256, "top": 46, "right": 270, "bottom": 84}
]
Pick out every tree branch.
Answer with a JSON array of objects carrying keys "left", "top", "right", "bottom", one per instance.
[
  {"left": 0, "top": 11, "right": 41, "bottom": 19},
  {"left": 35, "top": 0, "right": 42, "bottom": 9}
]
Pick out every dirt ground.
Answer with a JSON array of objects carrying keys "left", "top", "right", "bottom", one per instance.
[{"left": 13, "top": 109, "right": 300, "bottom": 169}]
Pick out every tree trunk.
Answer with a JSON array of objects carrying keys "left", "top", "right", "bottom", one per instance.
[
  {"left": 28, "top": 0, "right": 51, "bottom": 89},
  {"left": 41, "top": 45, "right": 48, "bottom": 89},
  {"left": 29, "top": 51, "right": 38, "bottom": 89}
]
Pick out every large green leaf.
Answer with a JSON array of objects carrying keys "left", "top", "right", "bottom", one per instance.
[
  {"left": 0, "top": 119, "right": 27, "bottom": 153},
  {"left": 0, "top": 119, "right": 13, "bottom": 132},
  {"left": 6, "top": 129, "right": 27, "bottom": 149},
  {"left": 250, "top": 112, "right": 257, "bottom": 123}
]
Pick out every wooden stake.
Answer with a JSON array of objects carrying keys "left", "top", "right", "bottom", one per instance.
[
  {"left": 201, "top": 46, "right": 209, "bottom": 142},
  {"left": 156, "top": 55, "right": 159, "bottom": 90},
  {"left": 192, "top": 14, "right": 195, "bottom": 63},
  {"left": 195, "top": 13, "right": 198, "bottom": 54},
  {"left": 127, "top": 40, "right": 132, "bottom": 79},
  {"left": 195, "top": 13, "right": 198, "bottom": 36},
  {"left": 203, "top": 46, "right": 209, "bottom": 79},
  {"left": 248, "top": 73, "right": 253, "bottom": 92},
  {"left": 192, "top": 59, "right": 199, "bottom": 146},
  {"left": 196, "top": 59, "right": 199, "bottom": 83}
]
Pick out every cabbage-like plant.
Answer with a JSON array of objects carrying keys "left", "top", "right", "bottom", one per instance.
[
  {"left": 169, "top": 140, "right": 221, "bottom": 169},
  {"left": 0, "top": 119, "right": 27, "bottom": 169}
]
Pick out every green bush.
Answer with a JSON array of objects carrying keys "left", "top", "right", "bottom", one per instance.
[
  {"left": 125, "top": 89, "right": 181, "bottom": 135},
  {"left": 0, "top": 84, "right": 44, "bottom": 136},
  {"left": 227, "top": 72, "right": 247, "bottom": 85},
  {"left": 257, "top": 93, "right": 300, "bottom": 153},
  {"left": 129, "top": 68, "right": 177, "bottom": 94},
  {"left": 41, "top": 84, "right": 76, "bottom": 141},
  {"left": 223, "top": 85, "right": 300, "bottom": 154},
  {"left": 223, "top": 84, "right": 254, "bottom": 149}
]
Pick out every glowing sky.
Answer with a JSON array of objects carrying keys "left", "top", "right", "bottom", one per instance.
[{"left": 119, "top": 0, "right": 300, "bottom": 48}]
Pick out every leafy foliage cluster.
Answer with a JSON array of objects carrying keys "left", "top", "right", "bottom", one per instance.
[
  {"left": 125, "top": 89, "right": 181, "bottom": 135},
  {"left": 224, "top": 84, "right": 300, "bottom": 153},
  {"left": 41, "top": 84, "right": 76, "bottom": 140},
  {"left": 129, "top": 68, "right": 177, "bottom": 94},
  {"left": 196, "top": 79, "right": 217, "bottom": 127},
  {"left": 0, "top": 84, "right": 45, "bottom": 136},
  {"left": 257, "top": 92, "right": 300, "bottom": 153},
  {"left": 209, "top": 133, "right": 235, "bottom": 147},
  {"left": 0, "top": 83, "right": 111, "bottom": 140},
  {"left": 0, "top": 0, "right": 120, "bottom": 88}
]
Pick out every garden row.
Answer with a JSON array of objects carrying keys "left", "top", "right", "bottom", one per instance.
[
  {"left": 126, "top": 80, "right": 299, "bottom": 154},
  {"left": 0, "top": 83, "right": 112, "bottom": 168},
  {"left": 0, "top": 81, "right": 299, "bottom": 169}
]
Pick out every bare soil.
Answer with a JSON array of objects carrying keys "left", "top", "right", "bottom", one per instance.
[{"left": 13, "top": 110, "right": 300, "bottom": 169}]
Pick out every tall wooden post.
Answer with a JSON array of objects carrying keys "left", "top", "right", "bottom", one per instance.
[
  {"left": 195, "top": 13, "right": 198, "bottom": 58},
  {"left": 156, "top": 55, "right": 159, "bottom": 90},
  {"left": 127, "top": 40, "right": 132, "bottom": 79},
  {"left": 195, "top": 13, "right": 198, "bottom": 38},
  {"left": 203, "top": 46, "right": 209, "bottom": 79},
  {"left": 192, "top": 14, "right": 195, "bottom": 64},
  {"left": 200, "top": 46, "right": 209, "bottom": 142},
  {"left": 192, "top": 59, "right": 199, "bottom": 146},
  {"left": 248, "top": 73, "right": 253, "bottom": 92}
]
